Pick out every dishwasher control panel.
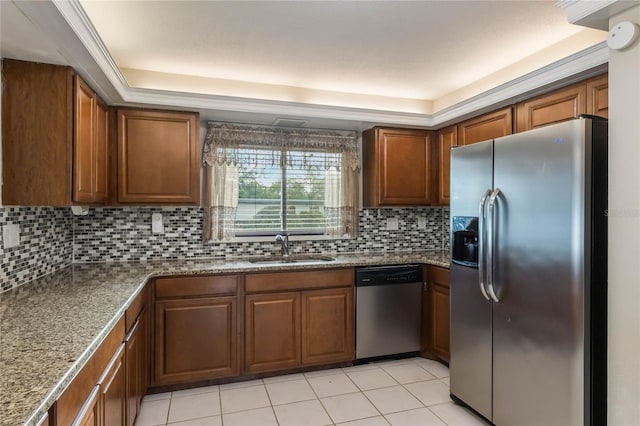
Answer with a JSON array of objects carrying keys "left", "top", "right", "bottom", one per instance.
[{"left": 355, "top": 264, "right": 423, "bottom": 287}]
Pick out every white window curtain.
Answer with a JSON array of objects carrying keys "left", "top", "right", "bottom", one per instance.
[{"left": 202, "top": 122, "right": 360, "bottom": 241}]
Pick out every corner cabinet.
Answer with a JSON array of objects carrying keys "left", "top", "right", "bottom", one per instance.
[
  {"left": 2, "top": 59, "right": 109, "bottom": 206},
  {"left": 362, "top": 127, "right": 435, "bottom": 207},
  {"left": 422, "top": 265, "right": 450, "bottom": 363},
  {"left": 116, "top": 109, "right": 200, "bottom": 205}
]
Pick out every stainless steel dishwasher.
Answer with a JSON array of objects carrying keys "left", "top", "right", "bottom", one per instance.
[{"left": 355, "top": 264, "right": 423, "bottom": 360}]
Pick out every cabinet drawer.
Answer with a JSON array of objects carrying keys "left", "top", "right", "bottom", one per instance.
[
  {"left": 245, "top": 268, "right": 354, "bottom": 293},
  {"left": 155, "top": 275, "right": 238, "bottom": 298}
]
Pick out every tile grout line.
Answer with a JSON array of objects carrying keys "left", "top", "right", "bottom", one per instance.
[
  {"left": 302, "top": 371, "right": 338, "bottom": 425},
  {"left": 261, "top": 380, "right": 281, "bottom": 426}
]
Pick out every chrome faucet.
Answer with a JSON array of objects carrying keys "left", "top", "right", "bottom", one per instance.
[{"left": 275, "top": 233, "right": 290, "bottom": 257}]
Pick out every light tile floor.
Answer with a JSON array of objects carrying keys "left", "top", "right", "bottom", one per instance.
[{"left": 137, "top": 357, "right": 490, "bottom": 426}]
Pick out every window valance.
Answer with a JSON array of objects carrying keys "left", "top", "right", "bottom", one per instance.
[{"left": 202, "top": 122, "right": 360, "bottom": 172}]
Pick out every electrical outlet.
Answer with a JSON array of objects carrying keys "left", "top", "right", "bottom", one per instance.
[
  {"left": 418, "top": 217, "right": 427, "bottom": 230},
  {"left": 386, "top": 217, "right": 399, "bottom": 231},
  {"left": 3, "top": 224, "right": 20, "bottom": 249},
  {"left": 151, "top": 213, "right": 164, "bottom": 234}
]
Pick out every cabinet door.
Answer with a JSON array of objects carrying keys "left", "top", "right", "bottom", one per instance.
[
  {"left": 100, "top": 345, "right": 126, "bottom": 426},
  {"left": 436, "top": 125, "right": 458, "bottom": 205},
  {"left": 245, "top": 292, "right": 301, "bottom": 373},
  {"left": 72, "top": 385, "right": 101, "bottom": 426},
  {"left": 94, "top": 102, "right": 109, "bottom": 203},
  {"left": 74, "top": 77, "right": 96, "bottom": 203},
  {"left": 301, "top": 287, "right": 354, "bottom": 365},
  {"left": 117, "top": 109, "right": 199, "bottom": 204},
  {"left": 516, "top": 82, "right": 586, "bottom": 132},
  {"left": 459, "top": 107, "right": 513, "bottom": 146},
  {"left": 125, "top": 315, "right": 145, "bottom": 426},
  {"left": 427, "top": 266, "right": 450, "bottom": 363},
  {"left": 154, "top": 296, "right": 238, "bottom": 386},
  {"left": 363, "top": 128, "right": 433, "bottom": 206},
  {"left": 586, "top": 73, "right": 608, "bottom": 118}
]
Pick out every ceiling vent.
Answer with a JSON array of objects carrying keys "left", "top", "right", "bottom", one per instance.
[{"left": 272, "top": 118, "right": 308, "bottom": 128}]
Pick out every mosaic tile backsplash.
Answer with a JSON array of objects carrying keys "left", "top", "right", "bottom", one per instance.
[
  {"left": 0, "top": 206, "right": 449, "bottom": 292},
  {"left": 74, "top": 207, "right": 450, "bottom": 263},
  {"left": 0, "top": 207, "right": 73, "bottom": 292}
]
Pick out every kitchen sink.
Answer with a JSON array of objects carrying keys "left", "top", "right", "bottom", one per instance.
[{"left": 247, "top": 255, "right": 335, "bottom": 264}]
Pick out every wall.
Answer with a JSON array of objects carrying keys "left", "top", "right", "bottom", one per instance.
[
  {"left": 73, "top": 207, "right": 449, "bottom": 262},
  {"left": 607, "top": 5, "right": 640, "bottom": 425},
  {"left": 0, "top": 207, "right": 73, "bottom": 292}
]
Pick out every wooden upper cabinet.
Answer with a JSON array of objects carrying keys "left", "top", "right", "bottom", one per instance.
[
  {"left": 94, "top": 102, "right": 110, "bottom": 204},
  {"left": 72, "top": 77, "right": 109, "bottom": 204},
  {"left": 117, "top": 109, "right": 200, "bottom": 205},
  {"left": 435, "top": 125, "right": 458, "bottom": 205},
  {"left": 74, "top": 78, "right": 96, "bottom": 203},
  {"left": 2, "top": 59, "right": 108, "bottom": 206},
  {"left": 459, "top": 107, "right": 513, "bottom": 146},
  {"left": 586, "top": 73, "right": 608, "bottom": 118},
  {"left": 516, "top": 82, "right": 586, "bottom": 132},
  {"left": 362, "top": 127, "right": 434, "bottom": 207}
]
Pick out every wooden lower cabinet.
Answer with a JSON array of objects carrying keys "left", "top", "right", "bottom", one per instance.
[
  {"left": 72, "top": 386, "right": 101, "bottom": 426},
  {"left": 422, "top": 266, "right": 450, "bottom": 363},
  {"left": 125, "top": 310, "right": 147, "bottom": 426},
  {"left": 245, "top": 285, "right": 354, "bottom": 373},
  {"left": 245, "top": 292, "right": 301, "bottom": 373},
  {"left": 100, "top": 345, "right": 126, "bottom": 426},
  {"left": 301, "top": 288, "right": 354, "bottom": 365},
  {"left": 154, "top": 296, "right": 238, "bottom": 386}
]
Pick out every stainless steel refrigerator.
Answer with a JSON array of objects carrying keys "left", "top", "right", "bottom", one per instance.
[{"left": 449, "top": 117, "right": 607, "bottom": 426}]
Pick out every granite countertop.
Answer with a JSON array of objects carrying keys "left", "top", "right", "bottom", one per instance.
[{"left": 0, "top": 250, "right": 449, "bottom": 425}]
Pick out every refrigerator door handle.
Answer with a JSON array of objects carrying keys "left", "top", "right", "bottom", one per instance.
[
  {"left": 478, "top": 189, "right": 492, "bottom": 301},
  {"left": 487, "top": 188, "right": 501, "bottom": 303}
]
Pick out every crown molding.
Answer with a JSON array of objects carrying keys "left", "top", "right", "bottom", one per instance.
[
  {"left": 557, "top": 0, "right": 639, "bottom": 31},
  {"left": 432, "top": 41, "right": 608, "bottom": 127},
  {"left": 52, "top": 0, "right": 130, "bottom": 97},
  {"left": 52, "top": 0, "right": 608, "bottom": 130}
]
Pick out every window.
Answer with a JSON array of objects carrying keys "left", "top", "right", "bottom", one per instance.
[
  {"left": 235, "top": 148, "right": 341, "bottom": 236},
  {"left": 202, "top": 123, "right": 360, "bottom": 241}
]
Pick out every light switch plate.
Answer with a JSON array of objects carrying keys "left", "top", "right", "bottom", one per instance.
[
  {"left": 386, "top": 217, "right": 399, "bottom": 231},
  {"left": 3, "top": 224, "right": 20, "bottom": 249}
]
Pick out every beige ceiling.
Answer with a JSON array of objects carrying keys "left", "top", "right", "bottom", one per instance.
[{"left": 78, "top": 0, "right": 606, "bottom": 115}]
